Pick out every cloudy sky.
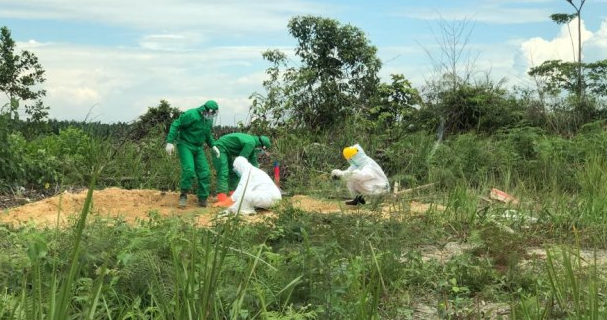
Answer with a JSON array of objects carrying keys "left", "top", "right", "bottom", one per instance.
[{"left": 1, "top": 0, "right": 606, "bottom": 125}]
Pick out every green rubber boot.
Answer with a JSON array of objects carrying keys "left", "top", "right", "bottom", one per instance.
[{"left": 179, "top": 193, "right": 187, "bottom": 208}]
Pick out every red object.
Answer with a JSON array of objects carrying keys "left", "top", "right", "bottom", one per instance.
[
  {"left": 216, "top": 193, "right": 228, "bottom": 202},
  {"left": 273, "top": 161, "right": 280, "bottom": 186}
]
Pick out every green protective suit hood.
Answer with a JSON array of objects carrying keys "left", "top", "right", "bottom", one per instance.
[
  {"left": 198, "top": 100, "right": 218, "bottom": 112},
  {"left": 198, "top": 100, "right": 218, "bottom": 124}
]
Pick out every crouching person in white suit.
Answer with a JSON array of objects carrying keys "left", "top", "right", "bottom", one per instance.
[
  {"left": 216, "top": 156, "right": 282, "bottom": 216},
  {"left": 331, "top": 144, "right": 390, "bottom": 205}
]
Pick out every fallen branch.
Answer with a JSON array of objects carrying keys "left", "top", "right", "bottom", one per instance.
[
  {"left": 99, "top": 177, "right": 137, "bottom": 182},
  {"left": 393, "top": 183, "right": 436, "bottom": 196}
]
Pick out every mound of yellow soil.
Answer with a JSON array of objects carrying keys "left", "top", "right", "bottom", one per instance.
[{"left": 1, "top": 187, "right": 441, "bottom": 227}]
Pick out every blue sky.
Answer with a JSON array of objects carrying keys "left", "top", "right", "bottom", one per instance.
[{"left": 1, "top": 0, "right": 606, "bottom": 125}]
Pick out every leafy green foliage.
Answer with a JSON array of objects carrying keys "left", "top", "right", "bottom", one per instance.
[
  {"left": 421, "top": 79, "right": 526, "bottom": 136},
  {"left": 0, "top": 114, "right": 15, "bottom": 188},
  {"left": 363, "top": 74, "right": 421, "bottom": 141},
  {"left": 550, "top": 13, "right": 577, "bottom": 25},
  {"left": 528, "top": 59, "right": 607, "bottom": 98},
  {"left": 29, "top": 127, "right": 98, "bottom": 185},
  {"left": 131, "top": 99, "right": 181, "bottom": 141},
  {"left": 42, "top": 119, "right": 131, "bottom": 140},
  {"left": 0, "top": 26, "right": 48, "bottom": 121},
  {"left": 0, "top": 128, "right": 60, "bottom": 189},
  {"left": 251, "top": 16, "right": 381, "bottom": 129}
]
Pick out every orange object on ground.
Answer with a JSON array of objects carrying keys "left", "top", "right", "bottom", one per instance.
[
  {"left": 213, "top": 198, "right": 234, "bottom": 207},
  {"left": 490, "top": 188, "right": 519, "bottom": 205},
  {"left": 216, "top": 193, "right": 228, "bottom": 202}
]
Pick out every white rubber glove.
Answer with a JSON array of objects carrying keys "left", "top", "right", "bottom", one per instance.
[
  {"left": 165, "top": 143, "right": 175, "bottom": 156},
  {"left": 331, "top": 169, "right": 343, "bottom": 180},
  {"left": 212, "top": 146, "right": 220, "bottom": 158}
]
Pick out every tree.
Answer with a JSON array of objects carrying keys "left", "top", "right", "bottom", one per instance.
[
  {"left": 131, "top": 99, "right": 181, "bottom": 140},
  {"left": 364, "top": 74, "right": 421, "bottom": 140},
  {"left": 0, "top": 26, "right": 48, "bottom": 120},
  {"left": 549, "top": 0, "right": 586, "bottom": 97},
  {"left": 249, "top": 49, "right": 289, "bottom": 129},
  {"left": 528, "top": 59, "right": 607, "bottom": 98},
  {"left": 526, "top": 1, "right": 607, "bottom": 127},
  {"left": 251, "top": 16, "right": 381, "bottom": 129},
  {"left": 423, "top": 78, "right": 524, "bottom": 135}
]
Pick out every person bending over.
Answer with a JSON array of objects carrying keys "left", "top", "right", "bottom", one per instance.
[
  {"left": 215, "top": 156, "right": 282, "bottom": 215},
  {"left": 212, "top": 133, "right": 271, "bottom": 203}
]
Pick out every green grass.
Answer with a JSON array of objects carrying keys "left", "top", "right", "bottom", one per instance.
[
  {"left": 3, "top": 122, "right": 607, "bottom": 318},
  {"left": 2, "top": 183, "right": 607, "bottom": 319}
]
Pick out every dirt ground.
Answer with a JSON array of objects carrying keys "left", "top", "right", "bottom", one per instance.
[{"left": 0, "top": 187, "right": 441, "bottom": 228}]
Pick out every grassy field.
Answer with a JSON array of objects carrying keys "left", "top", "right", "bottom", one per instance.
[
  {"left": 2, "top": 184, "right": 607, "bottom": 319},
  {"left": 2, "top": 122, "right": 607, "bottom": 319}
]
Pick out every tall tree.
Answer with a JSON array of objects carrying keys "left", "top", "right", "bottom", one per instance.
[
  {"left": 550, "top": 0, "right": 586, "bottom": 97},
  {"left": 0, "top": 26, "right": 48, "bottom": 120},
  {"left": 527, "top": 0, "right": 599, "bottom": 126},
  {"left": 251, "top": 16, "right": 381, "bottom": 129}
]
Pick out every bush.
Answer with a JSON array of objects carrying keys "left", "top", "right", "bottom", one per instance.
[{"left": 421, "top": 80, "right": 526, "bottom": 136}]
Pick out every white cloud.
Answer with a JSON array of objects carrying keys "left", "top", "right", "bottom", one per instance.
[
  {"left": 519, "top": 18, "right": 595, "bottom": 69},
  {"left": 13, "top": 40, "right": 272, "bottom": 125},
  {"left": 376, "top": 40, "right": 528, "bottom": 89},
  {"left": 139, "top": 34, "right": 204, "bottom": 52},
  {"left": 0, "top": 0, "right": 330, "bottom": 39},
  {"left": 584, "top": 19, "right": 607, "bottom": 61},
  {"left": 235, "top": 72, "right": 267, "bottom": 86},
  {"left": 393, "top": 4, "right": 552, "bottom": 24},
  {"left": 509, "top": 17, "right": 607, "bottom": 90}
]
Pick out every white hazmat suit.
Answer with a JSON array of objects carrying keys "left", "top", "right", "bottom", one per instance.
[
  {"left": 331, "top": 144, "right": 390, "bottom": 203},
  {"left": 226, "top": 156, "right": 282, "bottom": 215}
]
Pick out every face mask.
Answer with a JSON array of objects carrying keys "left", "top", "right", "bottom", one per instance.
[
  {"left": 348, "top": 157, "right": 362, "bottom": 167},
  {"left": 202, "top": 109, "right": 217, "bottom": 120}
]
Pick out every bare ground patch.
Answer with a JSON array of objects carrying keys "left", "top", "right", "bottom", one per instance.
[{"left": 1, "top": 187, "right": 443, "bottom": 227}]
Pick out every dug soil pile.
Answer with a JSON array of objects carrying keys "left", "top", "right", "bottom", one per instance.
[{"left": 1, "top": 187, "right": 439, "bottom": 227}]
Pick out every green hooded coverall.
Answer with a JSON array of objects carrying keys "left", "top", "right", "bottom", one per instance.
[
  {"left": 212, "top": 133, "right": 271, "bottom": 194},
  {"left": 166, "top": 102, "right": 216, "bottom": 201}
]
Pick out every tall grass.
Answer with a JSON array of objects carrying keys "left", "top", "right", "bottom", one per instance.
[
  {"left": 512, "top": 245, "right": 607, "bottom": 319},
  {"left": 5, "top": 119, "right": 607, "bottom": 318}
]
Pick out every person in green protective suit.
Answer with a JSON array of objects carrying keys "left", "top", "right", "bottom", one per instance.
[
  {"left": 211, "top": 133, "right": 271, "bottom": 206},
  {"left": 165, "top": 100, "right": 220, "bottom": 208}
]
